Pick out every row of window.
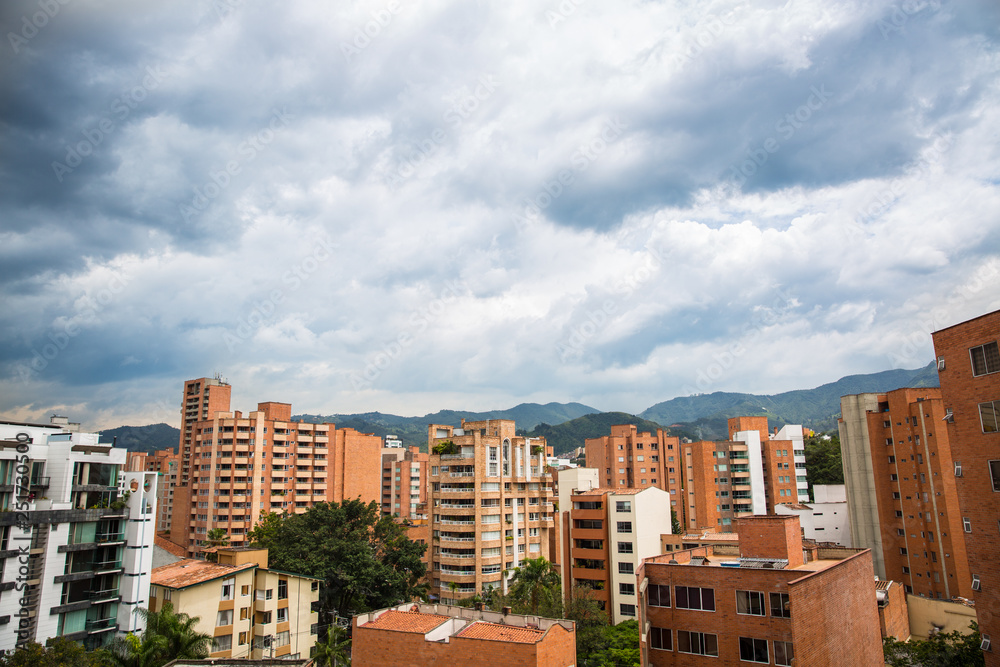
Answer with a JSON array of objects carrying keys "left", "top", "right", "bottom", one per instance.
[
  {"left": 648, "top": 628, "right": 793, "bottom": 665},
  {"left": 646, "top": 585, "right": 790, "bottom": 618}
]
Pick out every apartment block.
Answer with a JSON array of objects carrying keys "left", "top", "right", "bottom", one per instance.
[
  {"left": 839, "top": 388, "right": 971, "bottom": 599},
  {"left": 0, "top": 418, "right": 157, "bottom": 651},
  {"left": 169, "top": 379, "right": 382, "bottom": 556},
  {"left": 149, "top": 547, "right": 319, "bottom": 660},
  {"left": 932, "top": 309, "right": 1000, "bottom": 664},
  {"left": 637, "top": 515, "right": 883, "bottom": 666},
  {"left": 556, "top": 469, "right": 672, "bottom": 624},
  {"left": 179, "top": 376, "right": 232, "bottom": 484},
  {"left": 382, "top": 446, "right": 428, "bottom": 520},
  {"left": 774, "top": 484, "right": 852, "bottom": 546},
  {"left": 584, "top": 424, "right": 682, "bottom": 514},
  {"left": 426, "top": 419, "right": 556, "bottom": 603},
  {"left": 352, "top": 602, "right": 576, "bottom": 667},
  {"left": 680, "top": 417, "right": 810, "bottom": 532}
]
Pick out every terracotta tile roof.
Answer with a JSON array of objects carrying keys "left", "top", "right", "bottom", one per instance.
[
  {"left": 362, "top": 610, "right": 451, "bottom": 634},
  {"left": 154, "top": 534, "right": 188, "bottom": 558},
  {"left": 151, "top": 559, "right": 255, "bottom": 589},
  {"left": 458, "top": 621, "right": 546, "bottom": 644}
]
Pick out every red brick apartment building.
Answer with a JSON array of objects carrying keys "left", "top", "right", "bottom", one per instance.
[
  {"left": 585, "top": 424, "right": 682, "bottom": 497},
  {"left": 839, "top": 387, "right": 972, "bottom": 599},
  {"left": 426, "top": 419, "right": 556, "bottom": 603},
  {"left": 352, "top": 603, "right": 576, "bottom": 667},
  {"left": 169, "top": 377, "right": 382, "bottom": 555},
  {"left": 637, "top": 515, "right": 883, "bottom": 666},
  {"left": 382, "top": 445, "right": 429, "bottom": 520},
  {"left": 933, "top": 309, "right": 1000, "bottom": 664}
]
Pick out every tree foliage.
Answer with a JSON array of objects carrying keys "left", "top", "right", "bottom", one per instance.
[
  {"left": 883, "top": 622, "right": 984, "bottom": 666},
  {"left": 312, "top": 624, "right": 352, "bottom": 667},
  {"left": 804, "top": 432, "right": 844, "bottom": 495},
  {"left": 508, "top": 557, "right": 561, "bottom": 615},
  {"left": 247, "top": 499, "right": 427, "bottom": 618},
  {"left": 586, "top": 620, "right": 641, "bottom": 667},
  {"left": 103, "top": 602, "right": 211, "bottom": 667},
  {"left": 0, "top": 637, "right": 98, "bottom": 667}
]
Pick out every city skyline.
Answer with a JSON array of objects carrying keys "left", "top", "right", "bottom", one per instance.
[{"left": 2, "top": 1, "right": 1000, "bottom": 432}]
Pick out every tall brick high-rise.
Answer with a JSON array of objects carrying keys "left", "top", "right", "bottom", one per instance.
[
  {"left": 932, "top": 309, "right": 1000, "bottom": 664},
  {"left": 839, "top": 387, "right": 971, "bottom": 598},
  {"left": 427, "top": 419, "right": 556, "bottom": 603},
  {"left": 179, "top": 376, "right": 232, "bottom": 483},
  {"left": 169, "top": 378, "right": 382, "bottom": 556}
]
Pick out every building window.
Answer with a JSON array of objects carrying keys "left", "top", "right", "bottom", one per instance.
[
  {"left": 980, "top": 401, "right": 1000, "bottom": 433},
  {"left": 675, "top": 586, "right": 715, "bottom": 611},
  {"left": 963, "top": 518, "right": 972, "bottom": 533},
  {"left": 617, "top": 541, "right": 633, "bottom": 554},
  {"left": 616, "top": 500, "right": 631, "bottom": 512},
  {"left": 770, "top": 592, "right": 790, "bottom": 618},
  {"left": 970, "top": 341, "right": 1000, "bottom": 376},
  {"left": 736, "top": 590, "right": 765, "bottom": 616},
  {"left": 617, "top": 521, "right": 632, "bottom": 533},
  {"left": 311, "top": 581, "right": 319, "bottom": 592},
  {"left": 212, "top": 635, "right": 232, "bottom": 652},
  {"left": 649, "top": 627, "right": 672, "bottom": 651},
  {"left": 740, "top": 637, "right": 769, "bottom": 663},
  {"left": 648, "top": 583, "right": 671, "bottom": 607},
  {"left": 620, "top": 603, "right": 636, "bottom": 616},
  {"left": 278, "top": 579, "right": 288, "bottom": 600},
  {"left": 221, "top": 578, "right": 235, "bottom": 601},
  {"left": 620, "top": 582, "right": 635, "bottom": 596},
  {"left": 275, "top": 630, "right": 290, "bottom": 647},
  {"left": 677, "top": 630, "right": 718, "bottom": 656},
  {"left": 217, "top": 609, "right": 233, "bottom": 626},
  {"left": 241, "top": 585, "right": 249, "bottom": 596},
  {"left": 618, "top": 561, "right": 634, "bottom": 575},
  {"left": 238, "top": 631, "right": 248, "bottom": 645},
  {"left": 774, "top": 641, "right": 795, "bottom": 666},
  {"left": 277, "top": 607, "right": 287, "bottom": 623}
]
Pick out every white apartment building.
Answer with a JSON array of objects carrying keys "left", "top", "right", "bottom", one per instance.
[
  {"left": 0, "top": 417, "right": 156, "bottom": 651},
  {"left": 774, "top": 484, "right": 852, "bottom": 546}
]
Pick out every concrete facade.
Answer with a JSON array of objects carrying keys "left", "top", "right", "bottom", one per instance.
[
  {"left": 382, "top": 446, "right": 428, "bottom": 520},
  {"left": 0, "top": 418, "right": 156, "bottom": 651},
  {"left": 774, "top": 484, "right": 852, "bottom": 546}
]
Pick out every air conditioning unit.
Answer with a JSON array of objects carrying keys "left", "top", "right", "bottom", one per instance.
[
  {"left": 981, "top": 635, "right": 991, "bottom": 652},
  {"left": 937, "top": 356, "right": 946, "bottom": 371},
  {"left": 972, "top": 574, "right": 981, "bottom": 591},
  {"left": 955, "top": 462, "right": 963, "bottom": 477}
]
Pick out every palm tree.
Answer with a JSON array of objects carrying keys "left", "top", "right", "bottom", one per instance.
[
  {"left": 313, "top": 624, "right": 351, "bottom": 667},
  {"left": 202, "top": 528, "right": 229, "bottom": 561},
  {"left": 508, "top": 557, "right": 561, "bottom": 615},
  {"left": 103, "top": 632, "right": 168, "bottom": 667}
]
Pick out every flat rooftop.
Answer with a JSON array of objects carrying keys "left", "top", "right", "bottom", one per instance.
[{"left": 355, "top": 603, "right": 574, "bottom": 645}]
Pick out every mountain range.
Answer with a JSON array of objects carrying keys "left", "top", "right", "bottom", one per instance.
[{"left": 99, "top": 362, "right": 939, "bottom": 455}]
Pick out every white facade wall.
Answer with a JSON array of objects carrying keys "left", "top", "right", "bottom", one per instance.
[
  {"left": 732, "top": 430, "right": 768, "bottom": 515},
  {"left": 774, "top": 485, "right": 852, "bottom": 547},
  {"left": 775, "top": 424, "right": 810, "bottom": 501},
  {"left": 608, "top": 487, "right": 671, "bottom": 625}
]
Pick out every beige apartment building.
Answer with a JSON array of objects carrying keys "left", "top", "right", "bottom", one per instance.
[
  {"left": 426, "top": 419, "right": 556, "bottom": 603},
  {"left": 382, "top": 445, "right": 429, "bottom": 520},
  {"left": 149, "top": 547, "right": 319, "bottom": 660}
]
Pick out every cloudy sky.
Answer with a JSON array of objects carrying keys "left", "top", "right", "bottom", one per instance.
[{"left": 2, "top": 0, "right": 999, "bottom": 431}]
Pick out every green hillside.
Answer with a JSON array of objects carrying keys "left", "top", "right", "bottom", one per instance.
[
  {"left": 641, "top": 362, "right": 938, "bottom": 438},
  {"left": 98, "top": 423, "right": 179, "bottom": 453},
  {"left": 522, "top": 412, "right": 669, "bottom": 455}
]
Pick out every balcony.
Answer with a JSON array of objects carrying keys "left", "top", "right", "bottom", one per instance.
[
  {"left": 440, "top": 519, "right": 475, "bottom": 526},
  {"left": 91, "top": 560, "right": 123, "bottom": 573},
  {"left": 96, "top": 532, "right": 125, "bottom": 544},
  {"left": 30, "top": 477, "right": 50, "bottom": 489},
  {"left": 86, "top": 618, "right": 116, "bottom": 633},
  {"left": 440, "top": 454, "right": 473, "bottom": 461},
  {"left": 88, "top": 588, "right": 121, "bottom": 603}
]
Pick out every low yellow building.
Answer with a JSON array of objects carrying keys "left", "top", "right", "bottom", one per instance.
[{"left": 149, "top": 547, "right": 320, "bottom": 659}]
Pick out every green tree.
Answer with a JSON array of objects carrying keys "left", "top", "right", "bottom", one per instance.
[
  {"left": 564, "top": 585, "right": 611, "bottom": 663},
  {"left": 588, "top": 620, "right": 641, "bottom": 667},
  {"left": 247, "top": 499, "right": 427, "bottom": 619},
  {"left": 202, "top": 527, "right": 230, "bottom": 561},
  {"left": 508, "top": 557, "right": 561, "bottom": 615},
  {"left": 102, "top": 603, "right": 212, "bottom": 667},
  {"left": 313, "top": 624, "right": 352, "bottom": 667},
  {"left": 0, "top": 637, "right": 98, "bottom": 667},
  {"left": 103, "top": 632, "right": 169, "bottom": 667},
  {"left": 883, "top": 622, "right": 984, "bottom": 666},
  {"left": 804, "top": 432, "right": 844, "bottom": 496},
  {"left": 670, "top": 509, "right": 682, "bottom": 535}
]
